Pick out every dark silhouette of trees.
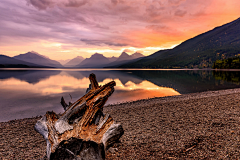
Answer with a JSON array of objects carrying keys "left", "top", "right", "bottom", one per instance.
[{"left": 212, "top": 57, "right": 240, "bottom": 69}]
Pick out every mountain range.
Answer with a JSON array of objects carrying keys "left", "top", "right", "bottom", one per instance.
[
  {"left": 64, "top": 56, "right": 85, "bottom": 67},
  {"left": 70, "top": 52, "right": 144, "bottom": 68},
  {"left": 108, "top": 56, "right": 118, "bottom": 62},
  {"left": 76, "top": 53, "right": 111, "bottom": 68},
  {"left": 58, "top": 59, "right": 71, "bottom": 65},
  {"left": 116, "top": 52, "right": 144, "bottom": 61},
  {"left": 105, "top": 52, "right": 145, "bottom": 68},
  {"left": 14, "top": 51, "right": 63, "bottom": 68},
  {"left": 119, "top": 17, "right": 240, "bottom": 68},
  {"left": 0, "top": 54, "right": 48, "bottom": 68},
  {"left": 0, "top": 51, "right": 144, "bottom": 68}
]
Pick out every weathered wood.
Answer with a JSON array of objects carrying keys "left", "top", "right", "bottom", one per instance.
[
  {"left": 60, "top": 97, "right": 69, "bottom": 111},
  {"left": 35, "top": 73, "right": 124, "bottom": 160}
]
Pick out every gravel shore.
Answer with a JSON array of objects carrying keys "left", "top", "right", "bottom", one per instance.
[{"left": 1, "top": 88, "right": 240, "bottom": 159}]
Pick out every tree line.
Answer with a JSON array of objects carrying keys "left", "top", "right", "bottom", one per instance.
[{"left": 212, "top": 57, "right": 240, "bottom": 69}]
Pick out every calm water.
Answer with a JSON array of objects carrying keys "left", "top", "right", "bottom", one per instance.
[{"left": 1, "top": 68, "right": 240, "bottom": 122}]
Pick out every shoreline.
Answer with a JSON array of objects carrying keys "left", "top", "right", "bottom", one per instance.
[
  {"left": 2, "top": 67, "right": 240, "bottom": 71},
  {"left": 106, "top": 87, "right": 240, "bottom": 107},
  {"left": 1, "top": 88, "right": 240, "bottom": 123},
  {"left": 1, "top": 88, "right": 240, "bottom": 159}
]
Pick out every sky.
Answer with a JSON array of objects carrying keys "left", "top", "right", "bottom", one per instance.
[{"left": 0, "top": 0, "right": 240, "bottom": 61}]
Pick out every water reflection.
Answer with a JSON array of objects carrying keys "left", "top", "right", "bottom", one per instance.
[
  {"left": 0, "top": 70, "right": 60, "bottom": 84},
  {"left": 128, "top": 70, "right": 240, "bottom": 93},
  {"left": 213, "top": 71, "right": 240, "bottom": 84},
  {"left": 1, "top": 69, "right": 240, "bottom": 122},
  {"left": 0, "top": 70, "right": 180, "bottom": 122}
]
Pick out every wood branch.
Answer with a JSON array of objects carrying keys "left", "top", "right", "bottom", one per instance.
[
  {"left": 60, "top": 97, "right": 69, "bottom": 111},
  {"left": 35, "top": 73, "right": 124, "bottom": 160}
]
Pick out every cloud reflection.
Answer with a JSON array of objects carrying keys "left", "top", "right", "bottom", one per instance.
[
  {"left": 0, "top": 72, "right": 180, "bottom": 98},
  {"left": 0, "top": 73, "right": 89, "bottom": 95},
  {"left": 0, "top": 70, "right": 180, "bottom": 121}
]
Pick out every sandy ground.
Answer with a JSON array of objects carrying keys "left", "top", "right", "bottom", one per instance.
[{"left": 1, "top": 88, "right": 240, "bottom": 159}]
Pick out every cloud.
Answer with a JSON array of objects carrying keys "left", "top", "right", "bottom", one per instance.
[
  {"left": 111, "top": 0, "right": 118, "bottom": 5},
  {"left": 146, "top": 24, "right": 168, "bottom": 31},
  {"left": 1, "top": 0, "right": 240, "bottom": 60},
  {"left": 26, "top": 0, "right": 89, "bottom": 10},
  {"left": 174, "top": 9, "right": 187, "bottom": 17},
  {"left": 135, "top": 50, "right": 143, "bottom": 54},
  {"left": 123, "top": 49, "right": 132, "bottom": 53},
  {"left": 168, "top": 0, "right": 186, "bottom": 6},
  {"left": 80, "top": 39, "right": 127, "bottom": 47},
  {"left": 65, "top": 0, "right": 88, "bottom": 7},
  {"left": 27, "top": 0, "right": 53, "bottom": 10}
]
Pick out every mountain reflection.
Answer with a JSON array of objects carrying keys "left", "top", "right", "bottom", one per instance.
[
  {"left": 0, "top": 70, "right": 180, "bottom": 122},
  {"left": 127, "top": 70, "right": 240, "bottom": 93},
  {"left": 0, "top": 72, "right": 180, "bottom": 97},
  {"left": 0, "top": 70, "right": 61, "bottom": 84},
  {"left": 1, "top": 69, "right": 240, "bottom": 122}
]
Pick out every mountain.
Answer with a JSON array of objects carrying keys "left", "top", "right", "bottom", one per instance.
[
  {"left": 116, "top": 52, "right": 132, "bottom": 61},
  {"left": 74, "top": 52, "right": 145, "bottom": 68},
  {"left": 115, "top": 52, "right": 144, "bottom": 62},
  {"left": 64, "top": 56, "right": 85, "bottom": 67},
  {"left": 58, "top": 59, "right": 71, "bottom": 65},
  {"left": 107, "top": 56, "right": 118, "bottom": 62},
  {"left": 14, "top": 51, "right": 63, "bottom": 68},
  {"left": 76, "top": 53, "right": 110, "bottom": 68},
  {"left": 104, "top": 52, "right": 145, "bottom": 68},
  {"left": 0, "top": 55, "right": 47, "bottom": 68},
  {"left": 131, "top": 52, "right": 145, "bottom": 59},
  {"left": 119, "top": 18, "right": 240, "bottom": 68}
]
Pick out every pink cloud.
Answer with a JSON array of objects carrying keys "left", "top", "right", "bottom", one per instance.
[
  {"left": 168, "top": 0, "right": 186, "bottom": 6},
  {"left": 26, "top": 0, "right": 89, "bottom": 10},
  {"left": 174, "top": 9, "right": 187, "bottom": 17},
  {"left": 1, "top": 0, "right": 240, "bottom": 59},
  {"left": 123, "top": 49, "right": 132, "bottom": 53},
  {"left": 27, "top": 0, "right": 53, "bottom": 10}
]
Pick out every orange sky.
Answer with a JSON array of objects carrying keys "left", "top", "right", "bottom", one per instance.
[{"left": 0, "top": 0, "right": 240, "bottom": 60}]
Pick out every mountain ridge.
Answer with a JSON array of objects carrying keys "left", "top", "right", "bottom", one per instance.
[
  {"left": 118, "top": 17, "right": 240, "bottom": 68},
  {"left": 76, "top": 53, "right": 110, "bottom": 68},
  {"left": 0, "top": 55, "right": 49, "bottom": 68},
  {"left": 64, "top": 56, "right": 85, "bottom": 67},
  {"left": 107, "top": 56, "right": 118, "bottom": 62},
  {"left": 116, "top": 52, "right": 144, "bottom": 62},
  {"left": 14, "top": 51, "right": 63, "bottom": 68},
  {"left": 104, "top": 52, "right": 145, "bottom": 68}
]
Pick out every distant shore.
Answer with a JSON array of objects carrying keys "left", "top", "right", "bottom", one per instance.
[{"left": 1, "top": 88, "right": 240, "bottom": 159}]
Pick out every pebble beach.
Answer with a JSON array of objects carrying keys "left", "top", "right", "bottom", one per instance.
[{"left": 1, "top": 88, "right": 240, "bottom": 159}]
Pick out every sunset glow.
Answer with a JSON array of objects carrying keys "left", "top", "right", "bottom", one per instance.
[
  {"left": 1, "top": 0, "right": 240, "bottom": 60},
  {"left": 0, "top": 74, "right": 179, "bottom": 96}
]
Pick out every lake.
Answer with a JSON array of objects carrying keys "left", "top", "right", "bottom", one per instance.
[{"left": 1, "top": 68, "right": 240, "bottom": 122}]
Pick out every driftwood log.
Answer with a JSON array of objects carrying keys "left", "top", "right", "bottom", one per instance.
[{"left": 35, "top": 73, "right": 124, "bottom": 160}]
